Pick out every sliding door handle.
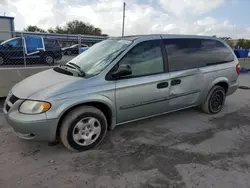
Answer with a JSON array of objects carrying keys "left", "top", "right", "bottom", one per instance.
[{"left": 171, "top": 79, "right": 181, "bottom": 86}]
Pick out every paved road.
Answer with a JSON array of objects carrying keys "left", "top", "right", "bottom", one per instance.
[{"left": 1, "top": 74, "right": 250, "bottom": 188}]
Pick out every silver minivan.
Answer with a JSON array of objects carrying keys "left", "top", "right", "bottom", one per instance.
[{"left": 3, "top": 34, "right": 239, "bottom": 151}]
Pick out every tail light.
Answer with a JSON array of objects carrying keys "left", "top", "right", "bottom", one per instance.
[
  {"left": 236, "top": 64, "right": 241, "bottom": 74},
  {"left": 58, "top": 41, "right": 62, "bottom": 48}
]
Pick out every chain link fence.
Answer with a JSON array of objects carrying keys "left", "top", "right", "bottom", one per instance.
[{"left": 0, "top": 31, "right": 107, "bottom": 68}]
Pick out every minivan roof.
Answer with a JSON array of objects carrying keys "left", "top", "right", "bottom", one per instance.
[{"left": 109, "top": 34, "right": 223, "bottom": 41}]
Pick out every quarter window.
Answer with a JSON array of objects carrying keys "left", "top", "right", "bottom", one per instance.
[
  {"left": 44, "top": 40, "right": 57, "bottom": 47},
  {"left": 201, "top": 39, "right": 234, "bottom": 66},
  {"left": 118, "top": 40, "right": 164, "bottom": 77}
]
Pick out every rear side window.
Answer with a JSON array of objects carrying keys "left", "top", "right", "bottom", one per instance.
[
  {"left": 164, "top": 38, "right": 234, "bottom": 72},
  {"left": 44, "top": 39, "right": 59, "bottom": 48}
]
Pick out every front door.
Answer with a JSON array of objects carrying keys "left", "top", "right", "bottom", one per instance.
[
  {"left": 115, "top": 39, "right": 170, "bottom": 123},
  {"left": 5, "top": 38, "right": 24, "bottom": 63}
]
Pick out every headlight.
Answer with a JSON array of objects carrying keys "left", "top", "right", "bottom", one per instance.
[{"left": 19, "top": 100, "right": 51, "bottom": 114}]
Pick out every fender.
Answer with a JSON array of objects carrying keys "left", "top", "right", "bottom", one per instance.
[
  {"left": 210, "top": 77, "right": 229, "bottom": 90},
  {"left": 46, "top": 93, "right": 116, "bottom": 127},
  {"left": 199, "top": 77, "right": 229, "bottom": 104}
]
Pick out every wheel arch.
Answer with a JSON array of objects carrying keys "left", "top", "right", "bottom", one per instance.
[
  {"left": 55, "top": 99, "right": 115, "bottom": 140},
  {"left": 210, "top": 77, "right": 229, "bottom": 94},
  {"left": 45, "top": 51, "right": 56, "bottom": 58},
  {"left": 200, "top": 77, "right": 229, "bottom": 105}
]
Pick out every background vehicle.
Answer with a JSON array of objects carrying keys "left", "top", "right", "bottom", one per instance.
[
  {"left": 3, "top": 35, "right": 239, "bottom": 152},
  {"left": 0, "top": 37, "right": 62, "bottom": 65},
  {"left": 62, "top": 44, "right": 88, "bottom": 55},
  {"left": 80, "top": 46, "right": 89, "bottom": 53}
]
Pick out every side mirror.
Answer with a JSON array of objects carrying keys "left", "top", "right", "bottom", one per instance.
[{"left": 112, "top": 64, "right": 132, "bottom": 78}]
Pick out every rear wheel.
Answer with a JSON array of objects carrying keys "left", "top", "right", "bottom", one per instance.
[
  {"left": 201, "top": 85, "right": 226, "bottom": 114},
  {"left": 44, "top": 54, "right": 54, "bottom": 65},
  {"left": 60, "top": 106, "right": 108, "bottom": 151}
]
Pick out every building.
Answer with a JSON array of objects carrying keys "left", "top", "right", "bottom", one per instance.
[{"left": 0, "top": 16, "right": 15, "bottom": 42}]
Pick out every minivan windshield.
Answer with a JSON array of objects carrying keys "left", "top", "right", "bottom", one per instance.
[{"left": 67, "top": 39, "right": 132, "bottom": 76}]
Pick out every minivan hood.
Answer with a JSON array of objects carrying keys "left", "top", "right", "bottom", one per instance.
[{"left": 11, "top": 68, "right": 81, "bottom": 99}]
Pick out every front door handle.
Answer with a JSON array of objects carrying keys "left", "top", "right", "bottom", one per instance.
[
  {"left": 171, "top": 79, "right": 181, "bottom": 86},
  {"left": 157, "top": 82, "right": 169, "bottom": 89}
]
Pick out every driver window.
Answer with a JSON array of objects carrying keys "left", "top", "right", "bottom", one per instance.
[
  {"left": 119, "top": 40, "right": 164, "bottom": 77},
  {"left": 7, "top": 38, "right": 23, "bottom": 47}
]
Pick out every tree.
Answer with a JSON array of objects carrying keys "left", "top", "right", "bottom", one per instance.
[
  {"left": 212, "top": 36, "right": 234, "bottom": 48},
  {"left": 48, "top": 26, "right": 65, "bottom": 34},
  {"left": 219, "top": 37, "right": 232, "bottom": 40},
  {"left": 48, "top": 20, "right": 107, "bottom": 36},
  {"left": 227, "top": 40, "right": 234, "bottom": 49},
  {"left": 236, "top": 39, "right": 250, "bottom": 49},
  {"left": 24, "top": 25, "right": 47, "bottom": 33},
  {"left": 23, "top": 20, "right": 108, "bottom": 36}
]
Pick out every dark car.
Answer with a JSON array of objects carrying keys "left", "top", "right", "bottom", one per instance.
[
  {"left": 62, "top": 44, "right": 88, "bottom": 55},
  {"left": 0, "top": 37, "right": 62, "bottom": 65}
]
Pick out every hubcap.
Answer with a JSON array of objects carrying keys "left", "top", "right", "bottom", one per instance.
[
  {"left": 72, "top": 117, "right": 101, "bottom": 146},
  {"left": 0, "top": 57, "right": 4, "bottom": 65},
  {"left": 210, "top": 90, "right": 224, "bottom": 112},
  {"left": 46, "top": 56, "right": 53, "bottom": 64}
]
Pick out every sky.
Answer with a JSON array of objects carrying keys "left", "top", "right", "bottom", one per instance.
[{"left": 0, "top": 0, "right": 250, "bottom": 38}]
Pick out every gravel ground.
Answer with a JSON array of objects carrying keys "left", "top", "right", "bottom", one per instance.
[{"left": 1, "top": 74, "right": 250, "bottom": 188}]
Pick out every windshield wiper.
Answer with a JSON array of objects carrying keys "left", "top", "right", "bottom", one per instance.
[{"left": 65, "top": 62, "right": 86, "bottom": 77}]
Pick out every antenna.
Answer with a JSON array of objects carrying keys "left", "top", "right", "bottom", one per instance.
[{"left": 122, "top": 2, "right": 126, "bottom": 37}]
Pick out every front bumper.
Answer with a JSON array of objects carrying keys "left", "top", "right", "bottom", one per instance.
[{"left": 3, "top": 96, "right": 58, "bottom": 142}]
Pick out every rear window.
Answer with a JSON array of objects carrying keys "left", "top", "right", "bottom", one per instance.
[{"left": 164, "top": 38, "right": 234, "bottom": 72}]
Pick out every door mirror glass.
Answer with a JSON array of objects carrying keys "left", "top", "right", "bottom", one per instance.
[{"left": 112, "top": 64, "right": 132, "bottom": 78}]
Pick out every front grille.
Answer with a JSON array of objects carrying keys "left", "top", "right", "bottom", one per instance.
[
  {"left": 5, "top": 93, "right": 19, "bottom": 112},
  {"left": 9, "top": 94, "right": 19, "bottom": 104}
]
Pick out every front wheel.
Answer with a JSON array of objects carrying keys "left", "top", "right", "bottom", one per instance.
[
  {"left": 67, "top": 50, "right": 72, "bottom": 55},
  {"left": 201, "top": 85, "right": 226, "bottom": 114},
  {"left": 60, "top": 106, "right": 108, "bottom": 151},
  {"left": 0, "top": 56, "right": 4, "bottom": 65}
]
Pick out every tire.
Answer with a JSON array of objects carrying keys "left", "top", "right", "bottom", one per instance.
[
  {"left": 60, "top": 106, "right": 108, "bottom": 151},
  {"left": 67, "top": 50, "right": 72, "bottom": 55},
  {"left": 201, "top": 85, "right": 226, "bottom": 114},
  {"left": 44, "top": 54, "right": 54, "bottom": 65},
  {"left": 0, "top": 56, "right": 4, "bottom": 65}
]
